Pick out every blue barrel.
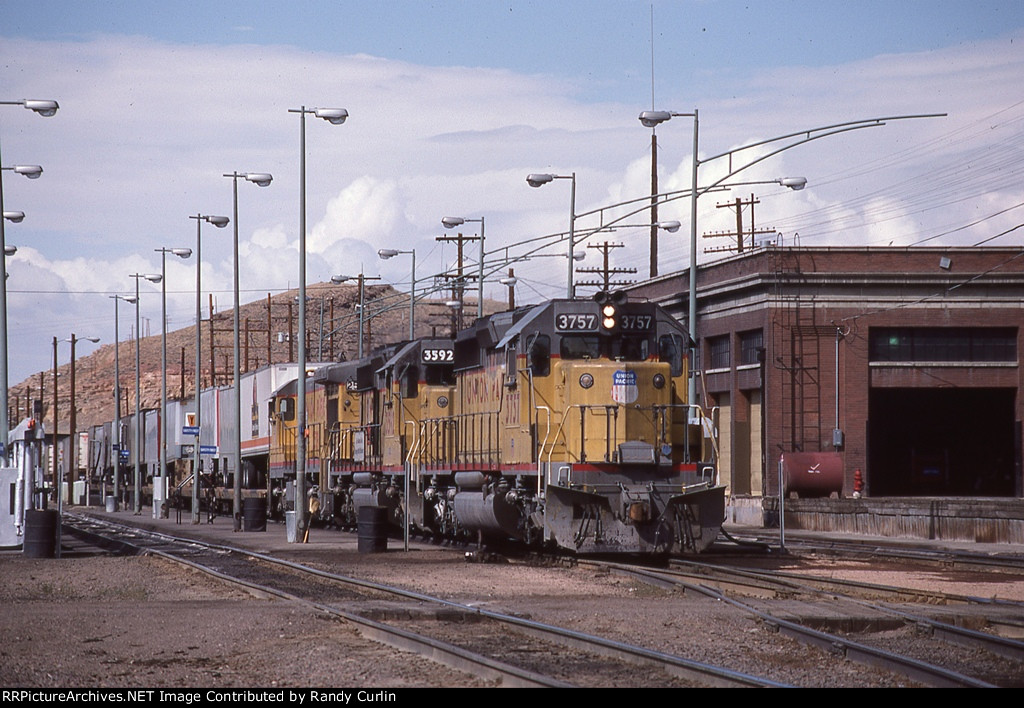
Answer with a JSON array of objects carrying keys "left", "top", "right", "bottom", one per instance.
[{"left": 23, "top": 509, "right": 58, "bottom": 558}]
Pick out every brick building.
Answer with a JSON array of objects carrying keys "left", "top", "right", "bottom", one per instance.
[{"left": 630, "top": 246, "right": 1024, "bottom": 520}]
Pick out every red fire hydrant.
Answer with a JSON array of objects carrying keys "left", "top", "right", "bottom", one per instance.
[{"left": 852, "top": 468, "right": 864, "bottom": 499}]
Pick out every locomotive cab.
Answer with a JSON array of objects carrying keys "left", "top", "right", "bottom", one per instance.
[{"left": 377, "top": 338, "right": 456, "bottom": 535}]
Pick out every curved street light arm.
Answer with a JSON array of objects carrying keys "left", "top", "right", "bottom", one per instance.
[{"left": 699, "top": 113, "right": 946, "bottom": 170}]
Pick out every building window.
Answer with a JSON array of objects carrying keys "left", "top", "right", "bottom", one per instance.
[
  {"left": 869, "top": 327, "right": 1017, "bottom": 363},
  {"left": 708, "top": 336, "right": 730, "bottom": 370},
  {"left": 739, "top": 329, "right": 764, "bottom": 366}
]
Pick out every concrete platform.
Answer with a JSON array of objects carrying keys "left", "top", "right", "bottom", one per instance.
[{"left": 731, "top": 495, "right": 1024, "bottom": 548}]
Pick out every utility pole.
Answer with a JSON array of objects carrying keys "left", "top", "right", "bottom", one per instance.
[
  {"left": 436, "top": 230, "right": 479, "bottom": 332},
  {"left": 703, "top": 193, "right": 776, "bottom": 254},
  {"left": 650, "top": 130, "right": 659, "bottom": 278},
  {"left": 576, "top": 241, "right": 637, "bottom": 293}
]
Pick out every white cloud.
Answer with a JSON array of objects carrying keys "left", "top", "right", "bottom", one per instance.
[{"left": 1, "top": 27, "right": 1023, "bottom": 383}]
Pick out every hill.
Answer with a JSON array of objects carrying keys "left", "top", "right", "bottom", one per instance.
[{"left": 10, "top": 282, "right": 493, "bottom": 433}]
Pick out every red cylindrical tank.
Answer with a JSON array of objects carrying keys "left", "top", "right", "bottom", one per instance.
[{"left": 780, "top": 452, "right": 843, "bottom": 497}]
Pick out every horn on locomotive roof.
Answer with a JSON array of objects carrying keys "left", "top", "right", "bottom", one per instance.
[{"left": 593, "top": 290, "right": 628, "bottom": 305}]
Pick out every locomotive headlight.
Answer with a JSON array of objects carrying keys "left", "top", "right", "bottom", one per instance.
[
  {"left": 652, "top": 373, "right": 666, "bottom": 389},
  {"left": 601, "top": 304, "right": 617, "bottom": 330},
  {"left": 579, "top": 373, "right": 594, "bottom": 389},
  {"left": 437, "top": 395, "right": 449, "bottom": 408}
]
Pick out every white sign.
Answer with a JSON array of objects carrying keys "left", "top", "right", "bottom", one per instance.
[{"left": 353, "top": 430, "right": 365, "bottom": 463}]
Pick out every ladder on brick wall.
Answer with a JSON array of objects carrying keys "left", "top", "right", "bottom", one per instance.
[{"left": 771, "top": 250, "right": 822, "bottom": 453}]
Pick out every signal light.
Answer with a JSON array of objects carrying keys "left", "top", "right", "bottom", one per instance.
[{"left": 601, "top": 303, "right": 617, "bottom": 330}]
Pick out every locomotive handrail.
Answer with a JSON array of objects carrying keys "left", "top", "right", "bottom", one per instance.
[
  {"left": 410, "top": 415, "right": 457, "bottom": 468},
  {"left": 543, "top": 404, "right": 576, "bottom": 481},
  {"left": 175, "top": 471, "right": 195, "bottom": 492},
  {"left": 405, "top": 419, "right": 421, "bottom": 466},
  {"left": 534, "top": 405, "right": 552, "bottom": 498},
  {"left": 450, "top": 409, "right": 501, "bottom": 465}
]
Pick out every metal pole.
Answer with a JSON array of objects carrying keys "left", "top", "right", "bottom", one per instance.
[
  {"left": 151, "top": 260, "right": 172, "bottom": 520},
  {"left": 0, "top": 139, "right": 7, "bottom": 461},
  {"left": 566, "top": 173, "right": 576, "bottom": 299},
  {"left": 231, "top": 175, "right": 242, "bottom": 531},
  {"left": 133, "top": 278, "right": 142, "bottom": 514},
  {"left": 69, "top": 334, "right": 76, "bottom": 503},
  {"left": 112, "top": 299, "right": 121, "bottom": 508},
  {"left": 778, "top": 456, "right": 786, "bottom": 552},
  {"left": 476, "top": 217, "right": 485, "bottom": 319},
  {"left": 156, "top": 248, "right": 189, "bottom": 518},
  {"left": 650, "top": 131, "right": 658, "bottom": 279},
  {"left": 296, "top": 107, "right": 308, "bottom": 540},
  {"left": 159, "top": 253, "right": 167, "bottom": 520},
  {"left": 409, "top": 250, "right": 415, "bottom": 341},
  {"left": 688, "top": 110, "right": 699, "bottom": 409},
  {"left": 0, "top": 98, "right": 59, "bottom": 462},
  {"left": 51, "top": 336, "right": 57, "bottom": 497},
  {"left": 358, "top": 274, "right": 365, "bottom": 359},
  {"left": 289, "top": 105, "right": 344, "bottom": 541},
  {"left": 193, "top": 218, "right": 202, "bottom": 524}
]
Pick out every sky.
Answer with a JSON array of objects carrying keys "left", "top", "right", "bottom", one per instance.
[{"left": 1, "top": 0, "right": 1023, "bottom": 384}]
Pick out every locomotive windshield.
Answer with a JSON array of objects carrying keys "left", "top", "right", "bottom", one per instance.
[
  {"left": 559, "top": 334, "right": 651, "bottom": 361},
  {"left": 423, "top": 363, "right": 454, "bottom": 386},
  {"left": 658, "top": 334, "right": 685, "bottom": 376}
]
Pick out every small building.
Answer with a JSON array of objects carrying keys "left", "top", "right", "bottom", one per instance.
[{"left": 630, "top": 246, "right": 1024, "bottom": 529}]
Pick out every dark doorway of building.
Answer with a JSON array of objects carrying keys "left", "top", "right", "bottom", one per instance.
[{"left": 869, "top": 388, "right": 1017, "bottom": 496}]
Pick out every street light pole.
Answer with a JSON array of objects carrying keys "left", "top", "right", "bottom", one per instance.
[
  {"left": 0, "top": 164, "right": 44, "bottom": 459},
  {"left": 188, "top": 214, "right": 229, "bottom": 523},
  {"left": 526, "top": 173, "right": 577, "bottom": 298},
  {"left": 0, "top": 98, "right": 57, "bottom": 461},
  {"left": 441, "top": 216, "right": 485, "bottom": 318},
  {"left": 108, "top": 294, "right": 135, "bottom": 510},
  {"left": 289, "top": 105, "right": 347, "bottom": 542},
  {"left": 130, "top": 273, "right": 161, "bottom": 514},
  {"left": 63, "top": 333, "right": 99, "bottom": 505},
  {"left": 331, "top": 273, "right": 381, "bottom": 359},
  {"left": 223, "top": 172, "right": 272, "bottom": 531},
  {"left": 638, "top": 109, "right": 945, "bottom": 425},
  {"left": 377, "top": 249, "right": 416, "bottom": 340},
  {"left": 154, "top": 247, "right": 191, "bottom": 519}
]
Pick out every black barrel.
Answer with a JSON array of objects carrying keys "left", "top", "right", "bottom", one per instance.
[
  {"left": 242, "top": 496, "right": 267, "bottom": 532},
  {"left": 241, "top": 461, "right": 264, "bottom": 490},
  {"left": 23, "top": 509, "right": 58, "bottom": 558},
  {"left": 357, "top": 505, "right": 388, "bottom": 553}
]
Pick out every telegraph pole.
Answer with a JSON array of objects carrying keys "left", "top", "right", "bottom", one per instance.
[
  {"left": 703, "top": 193, "right": 776, "bottom": 254},
  {"left": 436, "top": 230, "right": 480, "bottom": 331},
  {"left": 576, "top": 241, "right": 637, "bottom": 293}
]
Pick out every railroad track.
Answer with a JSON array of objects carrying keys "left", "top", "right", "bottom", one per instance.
[
  {"left": 583, "top": 556, "right": 1024, "bottom": 687},
  {"left": 61, "top": 512, "right": 786, "bottom": 688},
  {"left": 729, "top": 530, "right": 1024, "bottom": 575}
]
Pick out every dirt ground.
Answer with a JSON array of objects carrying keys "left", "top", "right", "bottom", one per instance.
[
  {"left": 0, "top": 554, "right": 488, "bottom": 688},
  {"left": 5, "top": 536, "right": 1023, "bottom": 689}
]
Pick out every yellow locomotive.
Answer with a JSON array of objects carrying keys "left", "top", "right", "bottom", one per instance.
[{"left": 281, "top": 291, "right": 725, "bottom": 554}]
